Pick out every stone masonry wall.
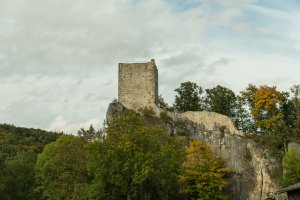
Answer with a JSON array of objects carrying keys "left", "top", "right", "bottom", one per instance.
[{"left": 118, "top": 59, "right": 158, "bottom": 109}]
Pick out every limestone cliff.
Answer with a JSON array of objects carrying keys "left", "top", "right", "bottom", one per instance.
[{"left": 106, "top": 102, "right": 286, "bottom": 200}]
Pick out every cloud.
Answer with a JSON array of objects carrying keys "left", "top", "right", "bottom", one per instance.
[
  {"left": 246, "top": 4, "right": 289, "bottom": 19},
  {"left": 217, "top": 8, "right": 243, "bottom": 25},
  {"left": 0, "top": 0, "right": 299, "bottom": 132},
  {"left": 0, "top": 0, "right": 210, "bottom": 78},
  {"left": 47, "top": 116, "right": 102, "bottom": 134}
]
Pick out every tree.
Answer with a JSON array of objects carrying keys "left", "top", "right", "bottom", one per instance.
[
  {"left": 0, "top": 124, "right": 60, "bottom": 200},
  {"left": 35, "top": 135, "right": 88, "bottom": 200},
  {"left": 240, "top": 84, "right": 258, "bottom": 111},
  {"left": 252, "top": 86, "right": 285, "bottom": 133},
  {"left": 179, "top": 140, "right": 230, "bottom": 200},
  {"left": 173, "top": 81, "right": 204, "bottom": 113},
  {"left": 86, "top": 110, "right": 185, "bottom": 200},
  {"left": 290, "top": 85, "right": 300, "bottom": 139},
  {"left": 232, "top": 96, "right": 256, "bottom": 133},
  {"left": 204, "top": 85, "right": 237, "bottom": 118},
  {"left": 158, "top": 94, "right": 173, "bottom": 112},
  {"left": 1, "top": 151, "right": 36, "bottom": 200},
  {"left": 238, "top": 84, "right": 258, "bottom": 133},
  {"left": 78, "top": 124, "right": 103, "bottom": 141},
  {"left": 280, "top": 149, "right": 300, "bottom": 187},
  {"left": 281, "top": 92, "right": 296, "bottom": 130}
]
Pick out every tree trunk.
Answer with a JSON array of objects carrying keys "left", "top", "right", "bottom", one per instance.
[
  {"left": 126, "top": 179, "right": 132, "bottom": 200},
  {"left": 127, "top": 193, "right": 131, "bottom": 200}
]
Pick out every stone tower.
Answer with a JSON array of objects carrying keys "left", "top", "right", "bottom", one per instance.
[{"left": 118, "top": 59, "right": 158, "bottom": 110}]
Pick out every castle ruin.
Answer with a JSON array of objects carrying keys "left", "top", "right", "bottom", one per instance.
[
  {"left": 117, "top": 58, "right": 242, "bottom": 136},
  {"left": 118, "top": 59, "right": 158, "bottom": 110},
  {"left": 112, "top": 59, "right": 282, "bottom": 200}
]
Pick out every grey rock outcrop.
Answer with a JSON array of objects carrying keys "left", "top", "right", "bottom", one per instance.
[
  {"left": 106, "top": 102, "right": 285, "bottom": 200},
  {"left": 288, "top": 142, "right": 300, "bottom": 153}
]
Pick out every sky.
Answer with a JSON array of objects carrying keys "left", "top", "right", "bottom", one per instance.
[{"left": 0, "top": 0, "right": 299, "bottom": 134}]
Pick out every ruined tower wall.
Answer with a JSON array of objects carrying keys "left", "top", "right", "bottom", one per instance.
[{"left": 118, "top": 59, "right": 158, "bottom": 109}]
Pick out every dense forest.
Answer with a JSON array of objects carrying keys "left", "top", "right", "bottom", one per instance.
[
  {"left": 0, "top": 124, "right": 61, "bottom": 199},
  {"left": 1, "top": 82, "right": 300, "bottom": 200}
]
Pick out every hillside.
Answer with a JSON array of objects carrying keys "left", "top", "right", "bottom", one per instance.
[{"left": 0, "top": 124, "right": 61, "bottom": 199}]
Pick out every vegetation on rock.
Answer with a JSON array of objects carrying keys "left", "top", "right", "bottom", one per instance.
[
  {"left": 1, "top": 82, "right": 300, "bottom": 199},
  {"left": 280, "top": 149, "right": 300, "bottom": 187},
  {"left": 179, "top": 140, "right": 230, "bottom": 200}
]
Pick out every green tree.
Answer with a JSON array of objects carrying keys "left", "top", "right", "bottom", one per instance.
[
  {"left": 0, "top": 124, "right": 60, "bottom": 200},
  {"left": 233, "top": 96, "right": 256, "bottom": 133},
  {"left": 35, "top": 135, "right": 88, "bottom": 200},
  {"left": 237, "top": 84, "right": 258, "bottom": 133},
  {"left": 158, "top": 94, "right": 173, "bottom": 112},
  {"left": 1, "top": 151, "right": 36, "bottom": 200},
  {"left": 173, "top": 81, "right": 204, "bottom": 113},
  {"left": 86, "top": 110, "right": 185, "bottom": 200},
  {"left": 78, "top": 124, "right": 103, "bottom": 141},
  {"left": 280, "top": 149, "right": 300, "bottom": 187},
  {"left": 290, "top": 85, "right": 300, "bottom": 139},
  {"left": 240, "top": 84, "right": 258, "bottom": 111},
  {"left": 281, "top": 92, "right": 296, "bottom": 130},
  {"left": 179, "top": 140, "right": 230, "bottom": 200},
  {"left": 204, "top": 85, "right": 237, "bottom": 118},
  {"left": 0, "top": 124, "right": 60, "bottom": 160}
]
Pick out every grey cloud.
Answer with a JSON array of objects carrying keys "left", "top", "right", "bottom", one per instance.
[
  {"left": 208, "top": 58, "right": 231, "bottom": 71},
  {"left": 159, "top": 48, "right": 230, "bottom": 86},
  {"left": 1, "top": 0, "right": 200, "bottom": 78},
  {"left": 1, "top": 0, "right": 299, "bottom": 133},
  {"left": 157, "top": 49, "right": 232, "bottom": 104}
]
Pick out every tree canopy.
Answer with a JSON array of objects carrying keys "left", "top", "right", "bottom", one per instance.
[
  {"left": 86, "top": 110, "right": 185, "bottom": 200},
  {"left": 2, "top": 81, "right": 300, "bottom": 200},
  {"left": 280, "top": 149, "right": 300, "bottom": 187},
  {"left": 35, "top": 135, "right": 88, "bottom": 200},
  {"left": 252, "top": 86, "right": 285, "bottom": 132},
  {"left": 0, "top": 124, "right": 60, "bottom": 200},
  {"left": 173, "top": 81, "right": 204, "bottom": 113},
  {"left": 179, "top": 140, "right": 230, "bottom": 200},
  {"left": 205, "top": 85, "right": 237, "bottom": 118}
]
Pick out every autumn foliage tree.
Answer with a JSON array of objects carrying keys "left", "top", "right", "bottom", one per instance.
[
  {"left": 178, "top": 140, "right": 230, "bottom": 200},
  {"left": 252, "top": 86, "right": 285, "bottom": 133}
]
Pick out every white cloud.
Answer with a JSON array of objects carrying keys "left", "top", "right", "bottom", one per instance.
[
  {"left": 246, "top": 4, "right": 289, "bottom": 19},
  {"left": 217, "top": 8, "right": 243, "bottom": 25},
  {"left": 0, "top": 0, "right": 299, "bottom": 132},
  {"left": 47, "top": 116, "right": 102, "bottom": 134}
]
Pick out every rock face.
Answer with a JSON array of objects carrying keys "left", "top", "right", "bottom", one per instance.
[
  {"left": 171, "top": 113, "right": 282, "bottom": 200},
  {"left": 180, "top": 111, "right": 243, "bottom": 136},
  {"left": 106, "top": 102, "right": 285, "bottom": 200},
  {"left": 288, "top": 142, "right": 300, "bottom": 153}
]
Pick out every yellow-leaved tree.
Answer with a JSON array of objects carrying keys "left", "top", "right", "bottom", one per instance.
[
  {"left": 252, "top": 86, "right": 284, "bottom": 133},
  {"left": 178, "top": 140, "right": 230, "bottom": 200}
]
